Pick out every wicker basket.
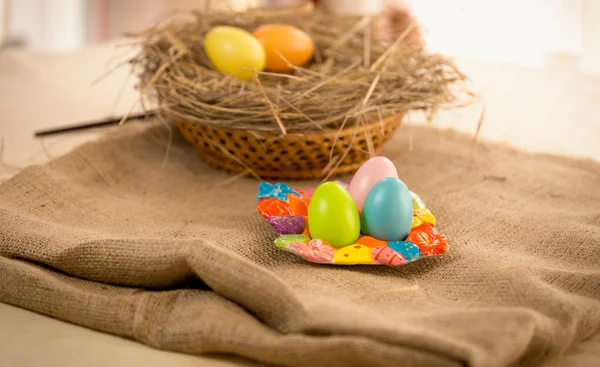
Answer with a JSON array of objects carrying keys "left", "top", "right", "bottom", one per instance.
[{"left": 177, "top": 114, "right": 402, "bottom": 179}]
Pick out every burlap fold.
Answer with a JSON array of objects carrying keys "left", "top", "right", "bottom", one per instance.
[{"left": 1, "top": 124, "right": 599, "bottom": 367}]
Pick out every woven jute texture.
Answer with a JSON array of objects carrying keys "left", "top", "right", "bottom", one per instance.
[{"left": 1, "top": 124, "right": 599, "bottom": 367}]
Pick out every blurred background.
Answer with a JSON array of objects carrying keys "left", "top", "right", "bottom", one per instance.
[{"left": 1, "top": 0, "right": 599, "bottom": 75}]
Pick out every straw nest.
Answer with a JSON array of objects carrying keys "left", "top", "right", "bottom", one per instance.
[{"left": 130, "top": 9, "right": 470, "bottom": 136}]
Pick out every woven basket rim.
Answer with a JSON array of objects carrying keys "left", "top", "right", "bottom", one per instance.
[
  {"left": 173, "top": 113, "right": 403, "bottom": 138},
  {"left": 177, "top": 113, "right": 403, "bottom": 179}
]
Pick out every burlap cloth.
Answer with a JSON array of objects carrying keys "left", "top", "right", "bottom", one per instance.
[{"left": 1, "top": 124, "right": 599, "bottom": 367}]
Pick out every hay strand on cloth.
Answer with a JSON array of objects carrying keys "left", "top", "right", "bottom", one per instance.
[{"left": 130, "top": 9, "right": 470, "bottom": 135}]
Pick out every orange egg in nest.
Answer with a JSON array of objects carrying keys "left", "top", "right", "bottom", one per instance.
[{"left": 252, "top": 24, "right": 314, "bottom": 72}]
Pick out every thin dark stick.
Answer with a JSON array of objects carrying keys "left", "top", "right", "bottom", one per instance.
[{"left": 34, "top": 111, "right": 155, "bottom": 137}]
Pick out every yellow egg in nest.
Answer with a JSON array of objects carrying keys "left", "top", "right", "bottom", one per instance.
[
  {"left": 204, "top": 26, "right": 266, "bottom": 80},
  {"left": 252, "top": 24, "right": 314, "bottom": 72}
]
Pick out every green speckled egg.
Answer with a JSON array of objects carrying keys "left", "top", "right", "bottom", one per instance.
[{"left": 307, "top": 182, "right": 360, "bottom": 248}]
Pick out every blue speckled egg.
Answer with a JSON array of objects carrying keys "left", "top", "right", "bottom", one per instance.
[{"left": 361, "top": 177, "right": 413, "bottom": 241}]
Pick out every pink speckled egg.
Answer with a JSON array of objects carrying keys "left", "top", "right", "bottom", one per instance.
[
  {"left": 371, "top": 246, "right": 406, "bottom": 266},
  {"left": 348, "top": 156, "right": 398, "bottom": 212}
]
